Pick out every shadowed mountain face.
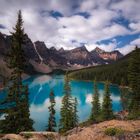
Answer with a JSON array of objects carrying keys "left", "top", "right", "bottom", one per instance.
[
  {"left": 0, "top": 32, "right": 123, "bottom": 76},
  {"left": 0, "top": 32, "right": 10, "bottom": 56},
  {"left": 34, "top": 41, "right": 67, "bottom": 66}
]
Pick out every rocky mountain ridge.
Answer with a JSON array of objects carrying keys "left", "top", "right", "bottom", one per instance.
[{"left": 0, "top": 32, "right": 123, "bottom": 76}]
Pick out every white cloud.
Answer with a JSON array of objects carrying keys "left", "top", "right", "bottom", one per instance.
[
  {"left": 57, "top": 12, "right": 130, "bottom": 48},
  {"left": 129, "top": 22, "right": 140, "bottom": 33},
  {"left": 86, "top": 38, "right": 117, "bottom": 52},
  {"left": 85, "top": 93, "right": 92, "bottom": 104},
  {"left": 0, "top": 0, "right": 139, "bottom": 54},
  {"left": 131, "top": 38, "right": 140, "bottom": 45},
  {"left": 111, "top": 94, "right": 121, "bottom": 102},
  {"left": 117, "top": 38, "right": 140, "bottom": 55},
  {"left": 117, "top": 45, "right": 135, "bottom": 55},
  {"left": 30, "top": 96, "right": 62, "bottom": 112},
  {"left": 103, "top": 24, "right": 130, "bottom": 37},
  {"left": 0, "top": 114, "right": 6, "bottom": 120},
  {"left": 111, "top": 0, "right": 140, "bottom": 21},
  {"left": 80, "top": 0, "right": 96, "bottom": 12},
  {"left": 79, "top": 0, "right": 110, "bottom": 12}
]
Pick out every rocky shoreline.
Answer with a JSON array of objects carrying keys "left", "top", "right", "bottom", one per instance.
[{"left": 0, "top": 120, "right": 140, "bottom": 140}]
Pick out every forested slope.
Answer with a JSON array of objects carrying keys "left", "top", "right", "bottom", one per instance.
[{"left": 69, "top": 49, "right": 140, "bottom": 85}]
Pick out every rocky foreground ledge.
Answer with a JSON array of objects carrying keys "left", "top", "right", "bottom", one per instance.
[{"left": 0, "top": 120, "right": 140, "bottom": 140}]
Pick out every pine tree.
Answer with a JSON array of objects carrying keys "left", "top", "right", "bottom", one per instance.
[
  {"left": 128, "top": 46, "right": 140, "bottom": 118},
  {"left": 17, "top": 85, "right": 34, "bottom": 131},
  {"left": 47, "top": 90, "right": 56, "bottom": 132},
  {"left": 120, "top": 78, "right": 125, "bottom": 87},
  {"left": 120, "top": 78, "right": 132, "bottom": 111},
  {"left": 59, "top": 74, "right": 74, "bottom": 133},
  {"left": 72, "top": 97, "right": 79, "bottom": 127},
  {"left": 102, "top": 81, "right": 114, "bottom": 120},
  {"left": 90, "top": 79, "right": 101, "bottom": 122},
  {"left": 0, "top": 10, "right": 33, "bottom": 133}
]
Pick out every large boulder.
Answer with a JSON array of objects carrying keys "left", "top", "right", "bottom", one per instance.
[{"left": 2, "top": 134, "right": 25, "bottom": 140}]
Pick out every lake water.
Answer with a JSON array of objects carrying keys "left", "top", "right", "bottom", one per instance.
[{"left": 23, "top": 74, "right": 122, "bottom": 131}]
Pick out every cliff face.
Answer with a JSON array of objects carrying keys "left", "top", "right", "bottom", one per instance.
[
  {"left": 60, "top": 46, "right": 93, "bottom": 66},
  {"left": 0, "top": 33, "right": 39, "bottom": 76},
  {"left": 99, "top": 51, "right": 123, "bottom": 60},
  {"left": 92, "top": 47, "right": 123, "bottom": 61},
  {"left": 0, "top": 32, "right": 10, "bottom": 56},
  {"left": 34, "top": 41, "right": 67, "bottom": 67},
  {"left": 22, "top": 34, "right": 40, "bottom": 62}
]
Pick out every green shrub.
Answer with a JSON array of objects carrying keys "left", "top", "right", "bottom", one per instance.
[
  {"left": 44, "top": 133, "right": 55, "bottom": 139},
  {"left": 127, "top": 113, "right": 140, "bottom": 120},
  {"left": 23, "top": 133, "right": 33, "bottom": 138},
  {"left": 104, "top": 127, "right": 124, "bottom": 136}
]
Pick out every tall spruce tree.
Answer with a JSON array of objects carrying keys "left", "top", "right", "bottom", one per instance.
[
  {"left": 59, "top": 74, "right": 74, "bottom": 133},
  {"left": 0, "top": 10, "right": 33, "bottom": 133},
  {"left": 47, "top": 90, "right": 56, "bottom": 132},
  {"left": 120, "top": 78, "right": 132, "bottom": 111},
  {"left": 72, "top": 97, "right": 79, "bottom": 127},
  {"left": 102, "top": 81, "right": 114, "bottom": 120},
  {"left": 128, "top": 46, "right": 140, "bottom": 118},
  {"left": 90, "top": 79, "right": 101, "bottom": 122}
]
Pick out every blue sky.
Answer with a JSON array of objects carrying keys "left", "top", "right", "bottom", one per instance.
[{"left": 0, "top": 0, "right": 140, "bottom": 54}]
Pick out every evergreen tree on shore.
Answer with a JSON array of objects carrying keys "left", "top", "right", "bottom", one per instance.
[
  {"left": 47, "top": 90, "right": 56, "bottom": 132},
  {"left": 72, "top": 97, "right": 79, "bottom": 127},
  {"left": 0, "top": 10, "right": 33, "bottom": 133},
  {"left": 120, "top": 78, "right": 132, "bottom": 111},
  {"left": 102, "top": 81, "right": 114, "bottom": 120},
  {"left": 128, "top": 46, "right": 140, "bottom": 118},
  {"left": 90, "top": 79, "right": 101, "bottom": 122},
  {"left": 59, "top": 75, "right": 74, "bottom": 133}
]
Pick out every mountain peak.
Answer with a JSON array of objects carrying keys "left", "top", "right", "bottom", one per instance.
[
  {"left": 72, "top": 45, "right": 88, "bottom": 52},
  {"left": 50, "top": 46, "right": 57, "bottom": 51},
  {"left": 94, "top": 47, "right": 105, "bottom": 53},
  {"left": 80, "top": 45, "right": 87, "bottom": 50},
  {"left": 59, "top": 47, "right": 65, "bottom": 52},
  {"left": 34, "top": 41, "right": 48, "bottom": 49}
]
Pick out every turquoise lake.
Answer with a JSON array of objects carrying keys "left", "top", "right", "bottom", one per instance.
[
  {"left": 0, "top": 74, "right": 122, "bottom": 131},
  {"left": 24, "top": 75, "right": 122, "bottom": 131}
]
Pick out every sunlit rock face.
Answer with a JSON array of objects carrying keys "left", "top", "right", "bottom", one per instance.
[
  {"left": 91, "top": 47, "right": 123, "bottom": 61},
  {"left": 99, "top": 50, "right": 123, "bottom": 60},
  {"left": 60, "top": 46, "right": 93, "bottom": 66}
]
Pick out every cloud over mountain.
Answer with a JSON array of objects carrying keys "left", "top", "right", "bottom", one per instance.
[{"left": 0, "top": 0, "right": 140, "bottom": 54}]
